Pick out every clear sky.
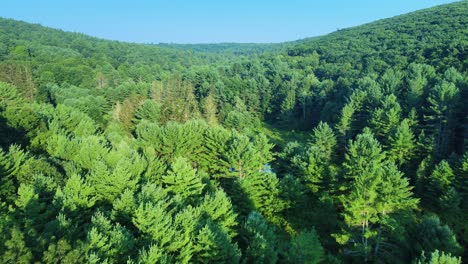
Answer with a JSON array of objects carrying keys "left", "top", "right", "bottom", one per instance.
[{"left": 0, "top": 0, "right": 459, "bottom": 44}]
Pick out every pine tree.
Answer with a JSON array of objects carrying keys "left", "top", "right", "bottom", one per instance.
[
  {"left": 111, "top": 189, "right": 136, "bottom": 224},
  {"left": 85, "top": 211, "right": 134, "bottom": 263},
  {"left": 287, "top": 229, "right": 324, "bottom": 264},
  {"left": 55, "top": 173, "right": 96, "bottom": 212},
  {"left": 136, "top": 244, "right": 171, "bottom": 264},
  {"left": 335, "top": 129, "right": 418, "bottom": 261},
  {"left": 241, "top": 172, "right": 286, "bottom": 222},
  {"left": 0, "top": 147, "right": 17, "bottom": 204},
  {"left": 132, "top": 202, "right": 176, "bottom": 249},
  {"left": 199, "top": 126, "right": 230, "bottom": 178},
  {"left": 42, "top": 239, "right": 85, "bottom": 264},
  {"left": 193, "top": 223, "right": 240, "bottom": 263},
  {"left": 309, "top": 121, "right": 336, "bottom": 159},
  {"left": 457, "top": 153, "right": 468, "bottom": 203},
  {"left": 301, "top": 146, "right": 326, "bottom": 193},
  {"left": 342, "top": 128, "right": 385, "bottom": 187},
  {"left": 1, "top": 227, "right": 33, "bottom": 264},
  {"left": 409, "top": 215, "right": 462, "bottom": 258},
  {"left": 134, "top": 99, "right": 160, "bottom": 124},
  {"left": 336, "top": 103, "right": 355, "bottom": 147},
  {"left": 300, "top": 122, "right": 337, "bottom": 193},
  {"left": 420, "top": 160, "right": 456, "bottom": 210},
  {"left": 388, "top": 119, "right": 415, "bottom": 165},
  {"left": 201, "top": 190, "right": 238, "bottom": 237},
  {"left": 406, "top": 63, "right": 435, "bottom": 109},
  {"left": 370, "top": 94, "right": 401, "bottom": 144},
  {"left": 416, "top": 250, "right": 461, "bottom": 264},
  {"left": 136, "top": 120, "right": 207, "bottom": 163},
  {"left": 424, "top": 81, "right": 460, "bottom": 157},
  {"left": 87, "top": 157, "right": 140, "bottom": 203},
  {"left": 203, "top": 90, "right": 219, "bottom": 126},
  {"left": 162, "top": 157, "right": 205, "bottom": 205},
  {"left": 224, "top": 132, "right": 273, "bottom": 179},
  {"left": 243, "top": 211, "right": 278, "bottom": 264},
  {"left": 280, "top": 87, "right": 296, "bottom": 119},
  {"left": 380, "top": 68, "right": 403, "bottom": 95}
]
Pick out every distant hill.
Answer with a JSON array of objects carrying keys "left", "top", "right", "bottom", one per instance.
[
  {"left": 158, "top": 42, "right": 285, "bottom": 55},
  {"left": 287, "top": 1, "right": 467, "bottom": 73}
]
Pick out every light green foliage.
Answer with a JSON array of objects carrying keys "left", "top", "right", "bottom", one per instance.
[
  {"left": 406, "top": 63, "right": 434, "bottom": 108},
  {"left": 111, "top": 189, "right": 136, "bottom": 223},
  {"left": 388, "top": 119, "right": 415, "bottom": 165},
  {"left": 136, "top": 245, "right": 171, "bottom": 264},
  {"left": 301, "top": 146, "right": 327, "bottom": 193},
  {"left": 241, "top": 172, "right": 287, "bottom": 221},
  {"left": 370, "top": 94, "right": 401, "bottom": 143},
  {"left": 199, "top": 126, "right": 231, "bottom": 177},
  {"left": 458, "top": 154, "right": 468, "bottom": 201},
  {"left": 163, "top": 157, "right": 205, "bottom": 204},
  {"left": 85, "top": 211, "right": 134, "bottom": 263},
  {"left": 0, "top": 82, "right": 23, "bottom": 109},
  {"left": 223, "top": 110, "right": 261, "bottom": 132},
  {"left": 136, "top": 120, "right": 207, "bottom": 162},
  {"left": 47, "top": 104, "right": 99, "bottom": 137},
  {"left": 202, "top": 91, "right": 219, "bottom": 126},
  {"left": 336, "top": 129, "right": 418, "bottom": 261},
  {"left": 201, "top": 190, "right": 238, "bottom": 237},
  {"left": 299, "top": 122, "right": 337, "bottom": 193},
  {"left": 224, "top": 132, "right": 274, "bottom": 178},
  {"left": 135, "top": 99, "right": 160, "bottom": 124},
  {"left": 193, "top": 223, "right": 241, "bottom": 263},
  {"left": 1, "top": 227, "right": 33, "bottom": 264},
  {"left": 133, "top": 201, "right": 176, "bottom": 249},
  {"left": 310, "top": 121, "right": 336, "bottom": 159},
  {"left": 87, "top": 158, "right": 141, "bottom": 203},
  {"left": 55, "top": 174, "right": 96, "bottom": 211},
  {"left": 336, "top": 103, "right": 355, "bottom": 141},
  {"left": 380, "top": 68, "right": 403, "bottom": 95},
  {"left": 0, "top": 145, "right": 26, "bottom": 203},
  {"left": 342, "top": 128, "right": 385, "bottom": 184},
  {"left": 416, "top": 250, "right": 461, "bottom": 264},
  {"left": 280, "top": 88, "right": 296, "bottom": 116}
]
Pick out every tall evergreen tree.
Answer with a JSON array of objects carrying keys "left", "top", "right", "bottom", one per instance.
[
  {"left": 335, "top": 129, "right": 418, "bottom": 261},
  {"left": 162, "top": 157, "right": 205, "bottom": 205},
  {"left": 388, "top": 119, "right": 416, "bottom": 166}
]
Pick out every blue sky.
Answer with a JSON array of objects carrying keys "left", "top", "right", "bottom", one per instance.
[{"left": 0, "top": 0, "right": 459, "bottom": 43}]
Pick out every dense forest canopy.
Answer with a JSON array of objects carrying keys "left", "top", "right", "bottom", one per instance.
[{"left": 0, "top": 1, "right": 467, "bottom": 263}]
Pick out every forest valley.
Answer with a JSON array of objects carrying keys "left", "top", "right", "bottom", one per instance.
[{"left": 0, "top": 1, "right": 467, "bottom": 263}]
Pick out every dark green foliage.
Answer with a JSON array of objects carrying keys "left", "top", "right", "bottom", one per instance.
[
  {"left": 286, "top": 229, "right": 324, "bottom": 264},
  {"left": 242, "top": 212, "right": 278, "bottom": 263},
  {"left": 409, "top": 215, "right": 462, "bottom": 259}
]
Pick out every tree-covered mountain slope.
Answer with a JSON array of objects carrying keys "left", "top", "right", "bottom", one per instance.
[
  {"left": 291, "top": 1, "right": 467, "bottom": 72},
  {"left": 0, "top": 17, "right": 280, "bottom": 89},
  {"left": 0, "top": 1, "right": 466, "bottom": 263}
]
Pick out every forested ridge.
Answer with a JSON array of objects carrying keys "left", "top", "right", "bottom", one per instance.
[{"left": 0, "top": 1, "right": 467, "bottom": 263}]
